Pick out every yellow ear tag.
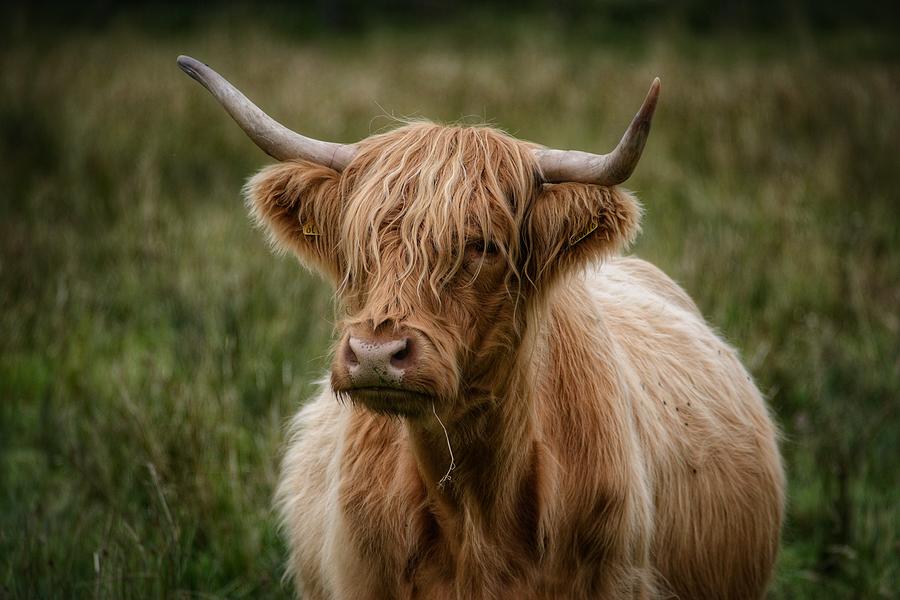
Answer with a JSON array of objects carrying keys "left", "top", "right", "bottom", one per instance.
[
  {"left": 568, "top": 216, "right": 599, "bottom": 247},
  {"left": 302, "top": 221, "right": 320, "bottom": 237}
]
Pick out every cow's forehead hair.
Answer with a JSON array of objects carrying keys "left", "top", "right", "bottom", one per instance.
[{"left": 336, "top": 122, "right": 540, "bottom": 299}]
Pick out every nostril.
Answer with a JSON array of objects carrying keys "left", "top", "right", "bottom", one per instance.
[
  {"left": 344, "top": 339, "right": 359, "bottom": 367},
  {"left": 390, "top": 338, "right": 414, "bottom": 369}
]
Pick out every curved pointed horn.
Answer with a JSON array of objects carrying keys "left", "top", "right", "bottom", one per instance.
[
  {"left": 534, "top": 78, "right": 660, "bottom": 185},
  {"left": 176, "top": 55, "right": 357, "bottom": 169}
]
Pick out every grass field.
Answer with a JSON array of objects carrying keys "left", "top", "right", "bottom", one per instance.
[{"left": 1, "top": 13, "right": 898, "bottom": 599}]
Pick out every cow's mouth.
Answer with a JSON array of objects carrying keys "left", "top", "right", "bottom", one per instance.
[{"left": 343, "top": 386, "right": 433, "bottom": 417}]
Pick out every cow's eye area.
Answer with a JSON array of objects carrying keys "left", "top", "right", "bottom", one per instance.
[{"left": 465, "top": 239, "right": 500, "bottom": 262}]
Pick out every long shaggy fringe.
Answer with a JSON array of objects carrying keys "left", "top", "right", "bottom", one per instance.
[{"left": 337, "top": 122, "right": 540, "bottom": 306}]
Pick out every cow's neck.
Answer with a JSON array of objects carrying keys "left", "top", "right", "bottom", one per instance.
[{"left": 404, "top": 299, "right": 553, "bottom": 556}]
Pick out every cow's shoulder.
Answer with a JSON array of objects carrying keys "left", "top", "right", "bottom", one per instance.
[
  {"left": 276, "top": 382, "right": 349, "bottom": 599},
  {"left": 595, "top": 256, "right": 702, "bottom": 316}
]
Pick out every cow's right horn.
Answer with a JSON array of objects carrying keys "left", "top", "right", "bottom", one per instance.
[
  {"left": 177, "top": 55, "right": 358, "bottom": 170},
  {"left": 534, "top": 78, "right": 660, "bottom": 186}
]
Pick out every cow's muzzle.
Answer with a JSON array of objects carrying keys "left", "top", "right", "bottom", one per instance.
[
  {"left": 343, "top": 335, "right": 415, "bottom": 387},
  {"left": 332, "top": 325, "right": 433, "bottom": 415}
]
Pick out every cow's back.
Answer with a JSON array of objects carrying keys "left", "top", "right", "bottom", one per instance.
[{"left": 587, "top": 257, "right": 784, "bottom": 599}]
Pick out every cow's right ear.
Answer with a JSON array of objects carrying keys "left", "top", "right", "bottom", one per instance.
[
  {"left": 244, "top": 160, "right": 343, "bottom": 283},
  {"left": 523, "top": 182, "right": 641, "bottom": 289}
]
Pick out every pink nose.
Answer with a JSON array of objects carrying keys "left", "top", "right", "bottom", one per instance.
[{"left": 343, "top": 335, "right": 416, "bottom": 387}]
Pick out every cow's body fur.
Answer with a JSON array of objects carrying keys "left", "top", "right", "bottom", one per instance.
[
  {"left": 276, "top": 256, "right": 784, "bottom": 599},
  {"left": 179, "top": 57, "right": 783, "bottom": 597},
  {"left": 231, "top": 120, "right": 785, "bottom": 599}
]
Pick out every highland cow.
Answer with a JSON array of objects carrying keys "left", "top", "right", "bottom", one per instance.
[{"left": 178, "top": 55, "right": 784, "bottom": 599}]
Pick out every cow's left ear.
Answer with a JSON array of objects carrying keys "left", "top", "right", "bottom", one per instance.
[
  {"left": 523, "top": 183, "right": 641, "bottom": 287},
  {"left": 244, "top": 160, "right": 344, "bottom": 284}
]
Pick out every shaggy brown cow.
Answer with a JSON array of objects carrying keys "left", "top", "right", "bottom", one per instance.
[{"left": 178, "top": 56, "right": 784, "bottom": 599}]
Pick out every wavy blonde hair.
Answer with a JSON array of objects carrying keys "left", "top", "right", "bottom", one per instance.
[{"left": 337, "top": 122, "right": 540, "bottom": 304}]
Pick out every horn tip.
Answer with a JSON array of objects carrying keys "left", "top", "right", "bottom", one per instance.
[
  {"left": 638, "top": 77, "right": 661, "bottom": 121},
  {"left": 176, "top": 55, "right": 204, "bottom": 78}
]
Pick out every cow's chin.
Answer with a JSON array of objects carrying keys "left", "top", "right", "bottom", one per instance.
[{"left": 339, "top": 386, "right": 434, "bottom": 419}]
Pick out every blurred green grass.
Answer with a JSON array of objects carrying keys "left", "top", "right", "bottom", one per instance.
[{"left": 1, "top": 14, "right": 898, "bottom": 599}]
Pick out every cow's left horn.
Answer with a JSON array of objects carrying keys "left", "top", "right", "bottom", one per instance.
[
  {"left": 534, "top": 78, "right": 660, "bottom": 185},
  {"left": 177, "top": 55, "right": 357, "bottom": 169}
]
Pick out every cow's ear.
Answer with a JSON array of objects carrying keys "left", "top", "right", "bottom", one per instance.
[
  {"left": 524, "top": 183, "right": 641, "bottom": 287},
  {"left": 244, "top": 160, "right": 343, "bottom": 283}
]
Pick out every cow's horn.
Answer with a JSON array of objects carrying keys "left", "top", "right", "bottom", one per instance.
[
  {"left": 177, "top": 55, "right": 357, "bottom": 169},
  {"left": 534, "top": 78, "right": 660, "bottom": 185}
]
